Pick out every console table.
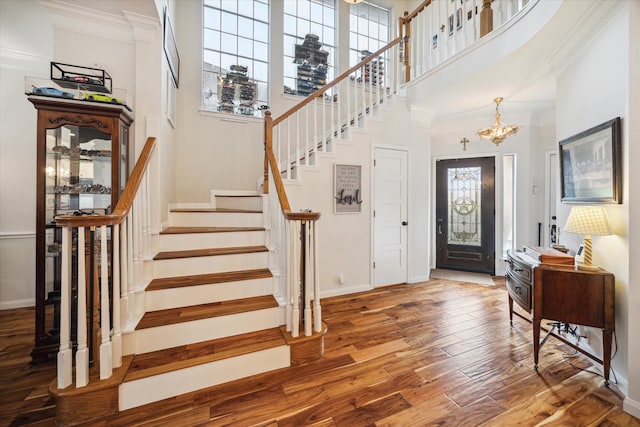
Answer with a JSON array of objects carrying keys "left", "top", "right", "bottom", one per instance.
[{"left": 506, "top": 250, "right": 615, "bottom": 385}]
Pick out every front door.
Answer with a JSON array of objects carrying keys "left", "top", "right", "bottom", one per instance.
[
  {"left": 435, "top": 157, "right": 495, "bottom": 274},
  {"left": 373, "top": 147, "right": 408, "bottom": 286}
]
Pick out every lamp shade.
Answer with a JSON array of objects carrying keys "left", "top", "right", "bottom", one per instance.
[{"left": 563, "top": 206, "right": 611, "bottom": 236}]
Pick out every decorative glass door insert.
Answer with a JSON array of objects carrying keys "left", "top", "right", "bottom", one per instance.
[{"left": 448, "top": 166, "right": 481, "bottom": 246}]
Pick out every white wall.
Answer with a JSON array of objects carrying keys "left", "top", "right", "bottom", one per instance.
[
  {"left": 0, "top": 0, "right": 53, "bottom": 308},
  {"left": 0, "top": 0, "right": 176, "bottom": 307},
  {"left": 555, "top": 4, "right": 631, "bottom": 397},
  {"left": 284, "top": 97, "right": 430, "bottom": 297},
  {"left": 625, "top": 0, "right": 640, "bottom": 416}
]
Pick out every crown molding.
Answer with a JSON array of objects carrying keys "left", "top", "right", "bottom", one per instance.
[
  {"left": 39, "top": 0, "right": 135, "bottom": 44},
  {"left": 545, "top": 1, "right": 625, "bottom": 77},
  {"left": 122, "top": 10, "right": 160, "bottom": 44}
]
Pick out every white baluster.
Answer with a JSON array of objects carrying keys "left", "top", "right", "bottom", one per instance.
[
  {"left": 313, "top": 99, "right": 318, "bottom": 158},
  {"left": 120, "top": 218, "right": 129, "bottom": 325},
  {"left": 304, "top": 221, "right": 312, "bottom": 337},
  {"left": 313, "top": 220, "right": 322, "bottom": 333},
  {"left": 276, "top": 125, "right": 282, "bottom": 177},
  {"left": 287, "top": 120, "right": 291, "bottom": 178},
  {"left": 296, "top": 111, "right": 301, "bottom": 168},
  {"left": 337, "top": 80, "right": 342, "bottom": 142},
  {"left": 361, "top": 65, "right": 365, "bottom": 121},
  {"left": 99, "top": 225, "right": 113, "bottom": 380},
  {"left": 112, "top": 223, "right": 122, "bottom": 368},
  {"left": 75, "top": 227, "right": 89, "bottom": 387},
  {"left": 57, "top": 226, "right": 72, "bottom": 389},
  {"left": 285, "top": 219, "right": 292, "bottom": 332},
  {"left": 291, "top": 220, "right": 300, "bottom": 338},
  {"left": 321, "top": 94, "right": 326, "bottom": 152},
  {"left": 126, "top": 214, "right": 134, "bottom": 320}
]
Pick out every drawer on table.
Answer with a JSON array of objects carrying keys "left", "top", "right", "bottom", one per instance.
[
  {"left": 507, "top": 256, "right": 533, "bottom": 284},
  {"left": 507, "top": 272, "right": 531, "bottom": 312}
]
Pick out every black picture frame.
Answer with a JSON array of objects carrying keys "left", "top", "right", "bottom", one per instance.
[
  {"left": 559, "top": 117, "right": 622, "bottom": 204},
  {"left": 163, "top": 7, "right": 180, "bottom": 88}
]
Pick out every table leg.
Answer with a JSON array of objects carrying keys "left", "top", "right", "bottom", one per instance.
[
  {"left": 508, "top": 295, "right": 513, "bottom": 325},
  {"left": 533, "top": 317, "right": 541, "bottom": 371},
  {"left": 603, "top": 328, "right": 613, "bottom": 386}
]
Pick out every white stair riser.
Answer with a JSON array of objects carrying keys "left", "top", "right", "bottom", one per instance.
[
  {"left": 145, "top": 277, "right": 273, "bottom": 311},
  {"left": 153, "top": 252, "right": 268, "bottom": 278},
  {"left": 169, "top": 212, "right": 263, "bottom": 227},
  {"left": 215, "top": 197, "right": 263, "bottom": 211},
  {"left": 134, "top": 307, "right": 282, "bottom": 354},
  {"left": 119, "top": 345, "right": 290, "bottom": 410},
  {"left": 158, "top": 231, "right": 265, "bottom": 252}
]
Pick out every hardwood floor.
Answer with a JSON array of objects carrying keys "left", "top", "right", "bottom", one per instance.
[{"left": 2, "top": 277, "right": 639, "bottom": 426}]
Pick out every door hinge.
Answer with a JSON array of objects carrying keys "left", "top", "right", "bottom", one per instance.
[
  {"left": 374, "top": 159, "right": 376, "bottom": 166},
  {"left": 373, "top": 210, "right": 376, "bottom": 217},
  {"left": 373, "top": 262, "right": 376, "bottom": 269}
]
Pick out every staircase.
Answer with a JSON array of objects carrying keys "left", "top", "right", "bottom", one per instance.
[{"left": 117, "top": 192, "right": 291, "bottom": 410}]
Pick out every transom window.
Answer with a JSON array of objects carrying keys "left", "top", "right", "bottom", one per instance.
[
  {"left": 202, "top": 0, "right": 269, "bottom": 115},
  {"left": 349, "top": 1, "right": 390, "bottom": 66},
  {"left": 283, "top": 0, "right": 336, "bottom": 97}
]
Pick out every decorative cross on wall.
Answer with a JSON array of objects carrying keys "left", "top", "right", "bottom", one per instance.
[{"left": 460, "top": 137, "right": 469, "bottom": 151}]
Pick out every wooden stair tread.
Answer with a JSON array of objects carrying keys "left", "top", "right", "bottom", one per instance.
[
  {"left": 124, "top": 328, "right": 286, "bottom": 382},
  {"left": 170, "top": 208, "right": 262, "bottom": 213},
  {"left": 153, "top": 245, "right": 268, "bottom": 260},
  {"left": 160, "top": 226, "right": 265, "bottom": 234},
  {"left": 147, "top": 268, "right": 273, "bottom": 291},
  {"left": 136, "top": 295, "right": 278, "bottom": 330}
]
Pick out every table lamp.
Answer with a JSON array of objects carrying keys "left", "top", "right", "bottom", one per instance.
[{"left": 563, "top": 206, "right": 611, "bottom": 271}]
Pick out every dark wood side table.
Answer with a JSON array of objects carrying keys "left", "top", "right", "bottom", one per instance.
[{"left": 506, "top": 250, "right": 615, "bottom": 385}]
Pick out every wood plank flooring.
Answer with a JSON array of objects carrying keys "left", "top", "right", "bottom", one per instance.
[{"left": 2, "top": 277, "right": 639, "bottom": 426}]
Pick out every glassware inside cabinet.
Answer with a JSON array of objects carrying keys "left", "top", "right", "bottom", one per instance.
[{"left": 46, "top": 125, "right": 113, "bottom": 218}]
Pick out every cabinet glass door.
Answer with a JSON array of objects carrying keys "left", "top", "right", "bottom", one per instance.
[{"left": 43, "top": 124, "right": 113, "bottom": 339}]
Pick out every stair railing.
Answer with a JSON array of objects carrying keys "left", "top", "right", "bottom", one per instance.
[
  {"left": 54, "top": 136, "right": 158, "bottom": 389},
  {"left": 401, "top": 0, "right": 534, "bottom": 83}
]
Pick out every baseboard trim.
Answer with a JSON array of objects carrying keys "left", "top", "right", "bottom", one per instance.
[
  {"left": 408, "top": 274, "right": 431, "bottom": 283},
  {"left": 0, "top": 299, "right": 35, "bottom": 310},
  {"left": 320, "top": 283, "right": 372, "bottom": 299},
  {"left": 623, "top": 396, "right": 640, "bottom": 419}
]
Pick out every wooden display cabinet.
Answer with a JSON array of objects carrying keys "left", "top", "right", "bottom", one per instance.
[{"left": 29, "top": 96, "right": 132, "bottom": 362}]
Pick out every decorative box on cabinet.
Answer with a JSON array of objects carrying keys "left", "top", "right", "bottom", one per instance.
[{"left": 29, "top": 96, "right": 133, "bottom": 362}]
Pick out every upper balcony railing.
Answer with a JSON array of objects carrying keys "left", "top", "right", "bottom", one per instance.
[{"left": 401, "top": 0, "right": 533, "bottom": 83}]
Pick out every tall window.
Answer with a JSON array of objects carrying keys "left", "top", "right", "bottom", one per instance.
[
  {"left": 203, "top": 0, "right": 269, "bottom": 115},
  {"left": 283, "top": 0, "right": 336, "bottom": 97},
  {"left": 503, "top": 154, "right": 516, "bottom": 257},
  {"left": 349, "top": 1, "right": 390, "bottom": 66}
]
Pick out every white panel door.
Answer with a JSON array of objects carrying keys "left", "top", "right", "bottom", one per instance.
[{"left": 373, "top": 147, "right": 408, "bottom": 286}]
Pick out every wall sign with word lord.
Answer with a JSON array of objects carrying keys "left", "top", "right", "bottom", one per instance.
[{"left": 334, "top": 164, "right": 363, "bottom": 214}]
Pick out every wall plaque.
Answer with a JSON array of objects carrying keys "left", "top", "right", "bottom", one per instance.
[{"left": 334, "top": 164, "right": 363, "bottom": 214}]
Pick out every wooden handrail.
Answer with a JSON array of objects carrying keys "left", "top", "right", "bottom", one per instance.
[
  {"left": 272, "top": 36, "right": 402, "bottom": 127},
  {"left": 404, "top": 0, "right": 432, "bottom": 21},
  {"left": 264, "top": 112, "right": 321, "bottom": 222},
  {"left": 55, "top": 136, "right": 158, "bottom": 227}
]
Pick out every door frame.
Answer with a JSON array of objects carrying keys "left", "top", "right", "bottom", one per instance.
[
  {"left": 430, "top": 152, "right": 502, "bottom": 275},
  {"left": 371, "top": 144, "right": 410, "bottom": 288},
  {"left": 543, "top": 150, "right": 558, "bottom": 247}
]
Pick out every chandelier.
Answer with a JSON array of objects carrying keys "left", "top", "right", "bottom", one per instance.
[{"left": 477, "top": 97, "right": 519, "bottom": 145}]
